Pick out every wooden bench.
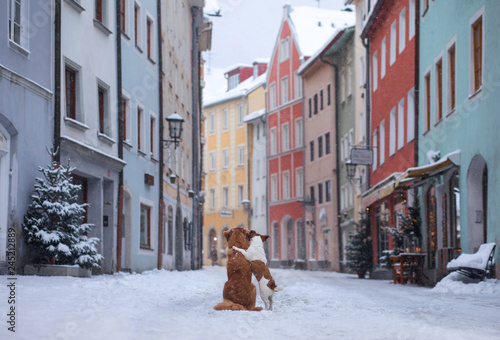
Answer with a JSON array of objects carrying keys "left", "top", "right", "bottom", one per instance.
[{"left": 446, "top": 243, "right": 496, "bottom": 280}]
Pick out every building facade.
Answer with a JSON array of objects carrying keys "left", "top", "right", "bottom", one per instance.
[
  {"left": 0, "top": 0, "right": 54, "bottom": 274},
  {"left": 203, "top": 62, "right": 267, "bottom": 266}
]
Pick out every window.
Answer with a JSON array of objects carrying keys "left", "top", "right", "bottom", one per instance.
[
  {"left": 318, "top": 136, "right": 323, "bottom": 158},
  {"left": 269, "top": 83, "right": 276, "bottom": 109},
  {"left": 273, "top": 223, "right": 279, "bottom": 258},
  {"left": 137, "top": 106, "right": 145, "bottom": 151},
  {"left": 222, "top": 109, "right": 228, "bottom": 130},
  {"left": 310, "top": 186, "right": 315, "bottom": 202},
  {"left": 310, "top": 141, "right": 314, "bottom": 162},
  {"left": 222, "top": 149, "right": 229, "bottom": 169},
  {"left": 381, "top": 37, "right": 386, "bottom": 78},
  {"left": 238, "top": 185, "right": 244, "bottom": 205},
  {"left": 256, "top": 124, "right": 260, "bottom": 140},
  {"left": 349, "top": 129, "right": 354, "bottom": 158},
  {"left": 281, "top": 77, "right": 289, "bottom": 104},
  {"left": 313, "top": 93, "right": 318, "bottom": 114},
  {"left": 320, "top": 90, "right": 324, "bottom": 110},
  {"left": 308, "top": 98, "right": 312, "bottom": 118},
  {"left": 120, "top": 0, "right": 128, "bottom": 33},
  {"left": 238, "top": 104, "right": 244, "bottom": 125},
  {"left": 435, "top": 59, "right": 443, "bottom": 123},
  {"left": 209, "top": 152, "right": 215, "bottom": 171},
  {"left": 261, "top": 195, "right": 265, "bottom": 215},
  {"left": 223, "top": 187, "right": 229, "bottom": 207},
  {"left": 372, "top": 129, "right": 378, "bottom": 171},
  {"left": 150, "top": 114, "right": 157, "bottom": 157},
  {"left": 279, "top": 37, "right": 290, "bottom": 62},
  {"left": 325, "top": 180, "right": 332, "bottom": 202},
  {"left": 9, "top": 0, "right": 29, "bottom": 48},
  {"left": 167, "top": 205, "right": 173, "bottom": 254},
  {"left": 448, "top": 44, "right": 456, "bottom": 112},
  {"left": 340, "top": 70, "right": 346, "bottom": 102},
  {"left": 399, "top": 8, "right": 406, "bottom": 54},
  {"left": 134, "top": 2, "right": 141, "bottom": 49},
  {"left": 390, "top": 20, "right": 396, "bottom": 65},
  {"left": 65, "top": 65, "right": 80, "bottom": 120},
  {"left": 471, "top": 14, "right": 483, "bottom": 93},
  {"left": 318, "top": 183, "right": 323, "bottom": 204},
  {"left": 238, "top": 146, "right": 244, "bottom": 166},
  {"left": 296, "top": 168, "right": 303, "bottom": 197},
  {"left": 409, "top": 0, "right": 415, "bottom": 39},
  {"left": 389, "top": 107, "right": 396, "bottom": 156},
  {"left": 95, "top": 0, "right": 108, "bottom": 25},
  {"left": 327, "top": 84, "right": 331, "bottom": 106},
  {"left": 407, "top": 88, "right": 415, "bottom": 142},
  {"left": 271, "top": 175, "right": 277, "bottom": 201},
  {"left": 295, "top": 72, "right": 303, "bottom": 99},
  {"left": 98, "top": 85, "right": 108, "bottom": 135},
  {"left": 210, "top": 189, "right": 215, "bottom": 210},
  {"left": 372, "top": 52, "right": 378, "bottom": 91},
  {"left": 359, "top": 56, "right": 365, "bottom": 86},
  {"left": 282, "top": 123, "right": 289, "bottom": 152},
  {"left": 254, "top": 197, "right": 259, "bottom": 216},
  {"left": 229, "top": 74, "right": 239, "bottom": 90},
  {"left": 256, "top": 159, "right": 260, "bottom": 178},
  {"left": 424, "top": 73, "right": 431, "bottom": 132},
  {"left": 347, "top": 64, "right": 352, "bottom": 97},
  {"left": 325, "top": 132, "right": 331, "bottom": 155},
  {"left": 380, "top": 120, "right": 385, "bottom": 165},
  {"left": 295, "top": 119, "right": 303, "bottom": 148},
  {"left": 283, "top": 172, "right": 290, "bottom": 199},
  {"left": 262, "top": 158, "right": 266, "bottom": 178},
  {"left": 146, "top": 16, "right": 154, "bottom": 61},
  {"left": 210, "top": 112, "right": 215, "bottom": 133},
  {"left": 122, "top": 95, "right": 130, "bottom": 141},
  {"left": 140, "top": 204, "right": 151, "bottom": 248},
  {"left": 270, "top": 128, "right": 277, "bottom": 155},
  {"left": 398, "top": 98, "right": 405, "bottom": 150}
]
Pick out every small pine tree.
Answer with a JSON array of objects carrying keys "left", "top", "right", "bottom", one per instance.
[
  {"left": 23, "top": 148, "right": 103, "bottom": 269},
  {"left": 345, "top": 212, "right": 373, "bottom": 277}
]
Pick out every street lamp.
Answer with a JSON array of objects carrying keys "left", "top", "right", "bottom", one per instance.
[
  {"left": 163, "top": 113, "right": 184, "bottom": 149},
  {"left": 241, "top": 199, "right": 252, "bottom": 230},
  {"left": 346, "top": 160, "right": 357, "bottom": 180}
]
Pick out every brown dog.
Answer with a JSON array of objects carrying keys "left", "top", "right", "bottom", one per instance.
[{"left": 213, "top": 227, "right": 262, "bottom": 311}]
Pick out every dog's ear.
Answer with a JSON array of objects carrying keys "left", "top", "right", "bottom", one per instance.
[
  {"left": 224, "top": 229, "right": 232, "bottom": 241},
  {"left": 247, "top": 230, "right": 257, "bottom": 240},
  {"left": 260, "top": 235, "right": 270, "bottom": 242}
]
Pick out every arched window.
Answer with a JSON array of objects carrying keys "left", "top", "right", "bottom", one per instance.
[
  {"left": 221, "top": 226, "right": 229, "bottom": 259},
  {"left": 272, "top": 222, "right": 279, "bottom": 259}
]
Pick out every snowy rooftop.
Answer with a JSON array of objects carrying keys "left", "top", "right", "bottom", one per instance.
[
  {"left": 203, "top": 71, "right": 267, "bottom": 107},
  {"left": 288, "top": 6, "right": 355, "bottom": 57},
  {"left": 243, "top": 109, "right": 266, "bottom": 123}
]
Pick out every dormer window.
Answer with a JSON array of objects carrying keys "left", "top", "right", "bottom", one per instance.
[{"left": 228, "top": 73, "right": 239, "bottom": 90}]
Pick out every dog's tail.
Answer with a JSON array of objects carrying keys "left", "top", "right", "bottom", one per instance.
[
  {"left": 274, "top": 286, "right": 284, "bottom": 292},
  {"left": 213, "top": 299, "right": 250, "bottom": 311}
]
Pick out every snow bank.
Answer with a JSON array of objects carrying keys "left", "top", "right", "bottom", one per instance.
[{"left": 433, "top": 272, "right": 500, "bottom": 295}]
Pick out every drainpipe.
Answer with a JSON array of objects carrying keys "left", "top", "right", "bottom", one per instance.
[
  {"left": 320, "top": 55, "right": 341, "bottom": 272},
  {"left": 361, "top": 37, "right": 371, "bottom": 194},
  {"left": 53, "top": 0, "right": 61, "bottom": 163},
  {"left": 116, "top": 0, "right": 124, "bottom": 272},
  {"left": 245, "top": 96, "right": 251, "bottom": 230},
  {"left": 157, "top": 0, "right": 164, "bottom": 269},
  {"left": 191, "top": 6, "right": 202, "bottom": 270},
  {"left": 414, "top": 0, "right": 420, "bottom": 168}
]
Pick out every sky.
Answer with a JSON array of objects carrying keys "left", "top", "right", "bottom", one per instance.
[{"left": 202, "top": 0, "right": 352, "bottom": 99}]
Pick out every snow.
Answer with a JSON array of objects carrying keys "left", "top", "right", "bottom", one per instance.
[
  {"left": 243, "top": 109, "right": 266, "bottom": 123},
  {"left": 204, "top": 72, "right": 267, "bottom": 107},
  {"left": 288, "top": 6, "right": 355, "bottom": 57},
  {"left": 3, "top": 267, "right": 500, "bottom": 339},
  {"left": 447, "top": 243, "right": 496, "bottom": 271}
]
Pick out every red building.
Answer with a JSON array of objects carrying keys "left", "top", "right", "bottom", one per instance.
[
  {"left": 266, "top": 5, "right": 353, "bottom": 268},
  {"left": 360, "top": 0, "right": 418, "bottom": 267}
]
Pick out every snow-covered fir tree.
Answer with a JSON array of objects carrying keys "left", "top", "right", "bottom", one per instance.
[
  {"left": 345, "top": 211, "right": 373, "bottom": 277},
  {"left": 23, "top": 148, "right": 103, "bottom": 269}
]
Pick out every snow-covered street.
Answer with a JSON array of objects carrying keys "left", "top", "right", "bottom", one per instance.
[{"left": 2, "top": 266, "right": 500, "bottom": 340}]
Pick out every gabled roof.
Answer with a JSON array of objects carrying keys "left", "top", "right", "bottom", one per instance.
[
  {"left": 203, "top": 72, "right": 267, "bottom": 108},
  {"left": 288, "top": 6, "right": 355, "bottom": 57}
]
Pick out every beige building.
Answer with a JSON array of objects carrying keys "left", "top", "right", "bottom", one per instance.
[{"left": 203, "top": 61, "right": 266, "bottom": 265}]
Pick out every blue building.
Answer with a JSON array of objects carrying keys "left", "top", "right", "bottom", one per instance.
[
  {"left": 396, "top": 0, "right": 500, "bottom": 283},
  {"left": 0, "top": 0, "right": 54, "bottom": 273},
  {"left": 120, "top": 0, "right": 162, "bottom": 273}
]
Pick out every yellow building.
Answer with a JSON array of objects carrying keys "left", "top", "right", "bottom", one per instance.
[{"left": 203, "top": 61, "right": 267, "bottom": 265}]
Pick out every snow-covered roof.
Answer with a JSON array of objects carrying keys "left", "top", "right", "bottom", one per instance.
[
  {"left": 297, "top": 25, "right": 354, "bottom": 75},
  {"left": 288, "top": 6, "right": 355, "bottom": 57},
  {"left": 222, "top": 63, "right": 253, "bottom": 75},
  {"left": 243, "top": 109, "right": 266, "bottom": 123},
  {"left": 203, "top": 72, "right": 267, "bottom": 108},
  {"left": 253, "top": 58, "right": 270, "bottom": 64}
]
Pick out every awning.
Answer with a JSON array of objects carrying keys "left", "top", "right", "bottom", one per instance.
[
  {"left": 362, "top": 172, "right": 403, "bottom": 207},
  {"left": 394, "top": 150, "right": 461, "bottom": 189}
]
